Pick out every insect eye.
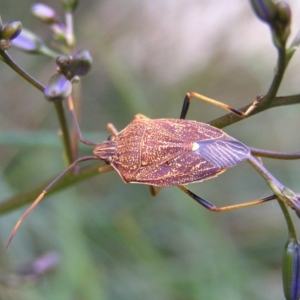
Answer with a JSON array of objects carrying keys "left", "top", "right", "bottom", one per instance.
[
  {"left": 107, "top": 135, "right": 115, "bottom": 141},
  {"left": 105, "top": 157, "right": 111, "bottom": 165}
]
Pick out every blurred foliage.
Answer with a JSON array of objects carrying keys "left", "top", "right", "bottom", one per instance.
[{"left": 0, "top": 0, "right": 300, "bottom": 299}]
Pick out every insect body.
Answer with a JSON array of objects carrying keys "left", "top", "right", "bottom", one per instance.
[
  {"left": 95, "top": 116, "right": 250, "bottom": 186},
  {"left": 8, "top": 91, "right": 281, "bottom": 246}
]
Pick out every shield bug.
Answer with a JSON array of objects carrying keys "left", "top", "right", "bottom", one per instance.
[{"left": 6, "top": 91, "right": 292, "bottom": 246}]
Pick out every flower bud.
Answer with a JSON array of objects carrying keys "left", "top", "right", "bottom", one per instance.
[
  {"left": 273, "top": 1, "right": 291, "bottom": 45},
  {"left": 32, "top": 3, "right": 59, "bottom": 24},
  {"left": 51, "top": 23, "right": 67, "bottom": 44},
  {"left": 250, "top": 0, "right": 277, "bottom": 23},
  {"left": 2, "top": 21, "right": 22, "bottom": 41},
  {"left": 276, "top": 2, "right": 291, "bottom": 26},
  {"left": 282, "top": 239, "right": 300, "bottom": 300},
  {"left": 71, "top": 50, "right": 92, "bottom": 76},
  {"left": 44, "top": 74, "right": 72, "bottom": 102},
  {"left": 16, "top": 252, "right": 60, "bottom": 276},
  {"left": 11, "top": 28, "right": 44, "bottom": 53},
  {"left": 250, "top": 0, "right": 291, "bottom": 48},
  {"left": 56, "top": 54, "right": 73, "bottom": 69},
  {"left": 56, "top": 50, "right": 92, "bottom": 79}
]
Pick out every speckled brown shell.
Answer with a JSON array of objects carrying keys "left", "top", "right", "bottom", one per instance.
[{"left": 96, "top": 118, "right": 250, "bottom": 186}]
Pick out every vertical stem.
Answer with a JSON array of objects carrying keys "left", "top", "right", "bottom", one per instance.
[
  {"left": 264, "top": 47, "right": 286, "bottom": 104},
  {"left": 277, "top": 200, "right": 297, "bottom": 240},
  {"left": 64, "top": 10, "right": 79, "bottom": 163},
  {"left": 70, "top": 84, "right": 81, "bottom": 161},
  {"left": 54, "top": 101, "right": 73, "bottom": 165},
  {"left": 248, "top": 155, "right": 298, "bottom": 239},
  {"left": 0, "top": 50, "right": 73, "bottom": 165},
  {"left": 247, "top": 155, "right": 285, "bottom": 191},
  {"left": 1, "top": 50, "right": 44, "bottom": 92}
]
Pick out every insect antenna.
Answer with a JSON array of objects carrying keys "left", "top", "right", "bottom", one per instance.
[
  {"left": 6, "top": 155, "right": 98, "bottom": 247},
  {"left": 7, "top": 91, "right": 108, "bottom": 247},
  {"left": 67, "top": 95, "right": 98, "bottom": 146}
]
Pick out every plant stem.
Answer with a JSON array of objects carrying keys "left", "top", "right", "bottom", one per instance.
[
  {"left": 264, "top": 47, "right": 286, "bottom": 104},
  {"left": 0, "top": 164, "right": 100, "bottom": 215},
  {"left": 54, "top": 101, "right": 74, "bottom": 165},
  {"left": 277, "top": 200, "right": 297, "bottom": 240},
  {"left": 247, "top": 155, "right": 285, "bottom": 191},
  {"left": 247, "top": 156, "right": 300, "bottom": 217},
  {"left": 0, "top": 50, "right": 44, "bottom": 92},
  {"left": 209, "top": 46, "right": 288, "bottom": 129},
  {"left": 0, "top": 49, "right": 73, "bottom": 165},
  {"left": 209, "top": 94, "right": 300, "bottom": 128}
]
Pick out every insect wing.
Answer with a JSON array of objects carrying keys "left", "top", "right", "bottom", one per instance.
[
  {"left": 111, "top": 118, "right": 249, "bottom": 186},
  {"left": 131, "top": 120, "right": 250, "bottom": 186},
  {"left": 138, "top": 119, "right": 225, "bottom": 166},
  {"left": 195, "top": 138, "right": 250, "bottom": 168},
  {"left": 150, "top": 119, "right": 225, "bottom": 141},
  {"left": 132, "top": 151, "right": 225, "bottom": 186}
]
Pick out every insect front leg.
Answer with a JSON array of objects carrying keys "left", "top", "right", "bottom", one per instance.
[
  {"left": 177, "top": 185, "right": 276, "bottom": 212},
  {"left": 99, "top": 165, "right": 114, "bottom": 174},
  {"left": 107, "top": 123, "right": 119, "bottom": 137},
  {"left": 149, "top": 186, "right": 162, "bottom": 196},
  {"left": 180, "top": 92, "right": 262, "bottom": 119}
]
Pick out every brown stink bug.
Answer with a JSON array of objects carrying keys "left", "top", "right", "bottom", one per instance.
[{"left": 7, "top": 91, "right": 294, "bottom": 246}]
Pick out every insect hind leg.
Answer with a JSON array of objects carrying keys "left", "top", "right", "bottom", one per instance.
[
  {"left": 180, "top": 92, "right": 262, "bottom": 120},
  {"left": 177, "top": 185, "right": 276, "bottom": 212}
]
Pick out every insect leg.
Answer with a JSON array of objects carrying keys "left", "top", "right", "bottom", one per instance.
[
  {"left": 180, "top": 92, "right": 262, "bottom": 119},
  {"left": 134, "top": 114, "right": 150, "bottom": 120},
  {"left": 99, "top": 165, "right": 114, "bottom": 174},
  {"left": 107, "top": 123, "right": 119, "bottom": 137},
  {"left": 177, "top": 185, "right": 276, "bottom": 211},
  {"left": 250, "top": 147, "right": 300, "bottom": 160},
  {"left": 6, "top": 155, "right": 98, "bottom": 247},
  {"left": 149, "top": 186, "right": 163, "bottom": 196}
]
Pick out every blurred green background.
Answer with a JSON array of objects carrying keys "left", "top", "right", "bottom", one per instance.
[{"left": 0, "top": 0, "right": 300, "bottom": 299}]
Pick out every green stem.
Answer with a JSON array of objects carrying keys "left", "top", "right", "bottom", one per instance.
[
  {"left": 247, "top": 155, "right": 298, "bottom": 239},
  {"left": 64, "top": 11, "right": 77, "bottom": 162},
  {"left": 209, "top": 46, "right": 288, "bottom": 129},
  {"left": 264, "top": 47, "right": 286, "bottom": 104},
  {"left": 277, "top": 200, "right": 297, "bottom": 240},
  {"left": 0, "top": 50, "right": 44, "bottom": 92},
  {"left": 247, "top": 155, "right": 285, "bottom": 191},
  {"left": 209, "top": 94, "right": 300, "bottom": 128},
  {"left": 248, "top": 156, "right": 300, "bottom": 218},
  {"left": 0, "top": 49, "right": 73, "bottom": 165},
  {"left": 0, "top": 164, "right": 100, "bottom": 215},
  {"left": 54, "top": 101, "right": 74, "bottom": 165}
]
